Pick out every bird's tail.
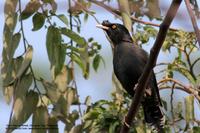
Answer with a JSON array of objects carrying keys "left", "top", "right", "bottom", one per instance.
[{"left": 142, "top": 97, "right": 165, "bottom": 132}]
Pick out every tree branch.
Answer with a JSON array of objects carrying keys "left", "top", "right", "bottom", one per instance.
[
  {"left": 158, "top": 78, "right": 200, "bottom": 102},
  {"left": 120, "top": 0, "right": 183, "bottom": 132},
  {"left": 185, "top": 0, "right": 200, "bottom": 47},
  {"left": 88, "top": 0, "right": 177, "bottom": 31}
]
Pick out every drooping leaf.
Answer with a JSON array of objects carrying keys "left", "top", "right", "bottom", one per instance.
[
  {"left": 20, "top": 0, "right": 41, "bottom": 20},
  {"left": 51, "top": 95, "right": 68, "bottom": 117},
  {"left": 32, "top": 106, "right": 49, "bottom": 133},
  {"left": 15, "top": 74, "right": 33, "bottom": 98},
  {"left": 109, "top": 121, "right": 119, "bottom": 133},
  {"left": 71, "top": 53, "right": 89, "bottom": 79},
  {"left": 3, "top": 57, "right": 24, "bottom": 104},
  {"left": 93, "top": 54, "right": 101, "bottom": 72},
  {"left": 185, "top": 95, "right": 194, "bottom": 123},
  {"left": 68, "top": 125, "right": 83, "bottom": 133},
  {"left": 84, "top": 96, "right": 91, "bottom": 106},
  {"left": 15, "top": 45, "right": 33, "bottom": 79},
  {"left": 32, "top": 12, "right": 45, "bottom": 31},
  {"left": 65, "top": 110, "right": 80, "bottom": 132},
  {"left": 145, "top": 0, "right": 161, "bottom": 19},
  {"left": 46, "top": 26, "right": 66, "bottom": 77},
  {"left": 8, "top": 91, "right": 38, "bottom": 133},
  {"left": 48, "top": 116, "right": 58, "bottom": 133},
  {"left": 54, "top": 66, "right": 68, "bottom": 92},
  {"left": 65, "top": 88, "right": 78, "bottom": 110},
  {"left": 41, "top": 79, "right": 60, "bottom": 104},
  {"left": 4, "top": 86, "right": 14, "bottom": 104},
  {"left": 10, "top": 33, "right": 21, "bottom": 57}
]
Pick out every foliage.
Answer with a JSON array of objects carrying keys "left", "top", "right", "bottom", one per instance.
[{"left": 1, "top": 0, "right": 200, "bottom": 133}]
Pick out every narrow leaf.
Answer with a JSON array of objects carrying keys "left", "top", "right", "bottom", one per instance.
[
  {"left": 93, "top": 54, "right": 101, "bottom": 72},
  {"left": 16, "top": 45, "right": 33, "bottom": 79},
  {"left": 46, "top": 26, "right": 66, "bottom": 77},
  {"left": 185, "top": 95, "right": 194, "bottom": 123},
  {"left": 54, "top": 66, "right": 68, "bottom": 92}
]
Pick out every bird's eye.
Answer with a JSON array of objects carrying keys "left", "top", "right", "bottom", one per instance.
[{"left": 112, "top": 25, "right": 117, "bottom": 29}]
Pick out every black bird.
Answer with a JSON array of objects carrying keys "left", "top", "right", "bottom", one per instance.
[{"left": 97, "top": 20, "right": 164, "bottom": 131}]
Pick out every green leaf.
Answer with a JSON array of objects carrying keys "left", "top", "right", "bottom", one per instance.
[
  {"left": 193, "top": 126, "right": 200, "bottom": 133},
  {"left": 8, "top": 91, "right": 38, "bottom": 133},
  {"left": 32, "top": 12, "right": 45, "bottom": 31},
  {"left": 84, "top": 13, "right": 89, "bottom": 22},
  {"left": 84, "top": 96, "right": 91, "bottom": 106},
  {"left": 93, "top": 54, "right": 101, "bottom": 72},
  {"left": 20, "top": 0, "right": 41, "bottom": 20},
  {"left": 83, "top": 110, "right": 100, "bottom": 120},
  {"left": 57, "top": 14, "right": 68, "bottom": 25},
  {"left": 46, "top": 26, "right": 66, "bottom": 77},
  {"left": 32, "top": 106, "right": 49, "bottom": 133},
  {"left": 61, "top": 27, "right": 86, "bottom": 46},
  {"left": 71, "top": 53, "right": 89, "bottom": 79},
  {"left": 184, "top": 95, "right": 194, "bottom": 123},
  {"left": 109, "top": 121, "right": 119, "bottom": 133}
]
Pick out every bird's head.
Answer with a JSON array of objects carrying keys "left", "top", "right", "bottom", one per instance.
[{"left": 96, "top": 20, "right": 133, "bottom": 45}]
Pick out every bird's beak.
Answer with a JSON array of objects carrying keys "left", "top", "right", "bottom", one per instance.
[{"left": 96, "top": 24, "right": 109, "bottom": 30}]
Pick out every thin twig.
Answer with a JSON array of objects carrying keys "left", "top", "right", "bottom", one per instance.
[
  {"left": 120, "top": 0, "right": 183, "bottom": 132},
  {"left": 158, "top": 78, "right": 200, "bottom": 101},
  {"left": 185, "top": 0, "right": 200, "bottom": 47},
  {"left": 68, "top": 0, "right": 83, "bottom": 123},
  {"left": 191, "top": 58, "right": 200, "bottom": 70},
  {"left": 183, "top": 46, "right": 197, "bottom": 81},
  {"left": 41, "top": 5, "right": 53, "bottom": 26},
  {"left": 88, "top": 0, "right": 178, "bottom": 31},
  {"left": 170, "top": 82, "right": 176, "bottom": 132}
]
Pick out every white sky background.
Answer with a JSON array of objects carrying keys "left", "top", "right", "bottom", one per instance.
[{"left": 0, "top": 0, "right": 200, "bottom": 132}]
